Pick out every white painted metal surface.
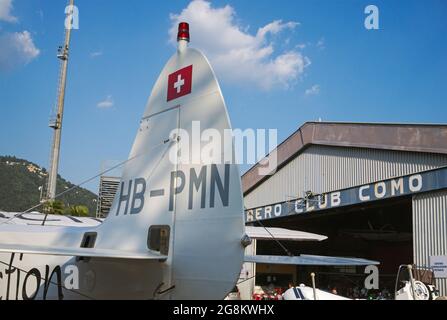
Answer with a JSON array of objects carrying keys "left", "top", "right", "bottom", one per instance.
[
  {"left": 0, "top": 212, "right": 101, "bottom": 227},
  {"left": 244, "top": 254, "right": 379, "bottom": 266},
  {"left": 245, "top": 226, "right": 327, "bottom": 242},
  {"left": 0, "top": 243, "right": 166, "bottom": 260},
  {"left": 283, "top": 285, "right": 351, "bottom": 300}
]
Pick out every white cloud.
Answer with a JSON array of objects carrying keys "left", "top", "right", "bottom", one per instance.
[
  {"left": 256, "top": 20, "right": 299, "bottom": 39},
  {"left": 305, "top": 84, "right": 320, "bottom": 96},
  {"left": 0, "top": 0, "right": 18, "bottom": 23},
  {"left": 90, "top": 51, "right": 103, "bottom": 58},
  {"left": 97, "top": 95, "right": 114, "bottom": 109},
  {"left": 169, "top": 0, "right": 310, "bottom": 90},
  {"left": 0, "top": 31, "right": 40, "bottom": 71},
  {"left": 316, "top": 38, "right": 325, "bottom": 50}
]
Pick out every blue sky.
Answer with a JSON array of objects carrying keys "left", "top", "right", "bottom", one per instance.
[{"left": 0, "top": 0, "right": 446, "bottom": 193}]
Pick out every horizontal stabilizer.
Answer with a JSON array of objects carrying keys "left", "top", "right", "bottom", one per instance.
[
  {"left": 245, "top": 226, "right": 327, "bottom": 242},
  {"left": 0, "top": 244, "right": 167, "bottom": 260},
  {"left": 245, "top": 254, "right": 379, "bottom": 266}
]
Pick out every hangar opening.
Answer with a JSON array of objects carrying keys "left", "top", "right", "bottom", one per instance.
[{"left": 253, "top": 197, "right": 413, "bottom": 298}]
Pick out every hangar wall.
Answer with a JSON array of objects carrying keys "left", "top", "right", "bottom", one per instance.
[
  {"left": 243, "top": 144, "right": 447, "bottom": 298},
  {"left": 413, "top": 191, "right": 447, "bottom": 296},
  {"left": 244, "top": 145, "right": 447, "bottom": 209}
]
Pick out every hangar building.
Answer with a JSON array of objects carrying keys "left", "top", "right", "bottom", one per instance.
[{"left": 241, "top": 122, "right": 447, "bottom": 298}]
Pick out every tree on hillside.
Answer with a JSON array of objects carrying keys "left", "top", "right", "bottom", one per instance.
[
  {"left": 68, "top": 205, "right": 90, "bottom": 217},
  {"left": 43, "top": 200, "right": 65, "bottom": 215},
  {"left": 0, "top": 156, "right": 98, "bottom": 213}
]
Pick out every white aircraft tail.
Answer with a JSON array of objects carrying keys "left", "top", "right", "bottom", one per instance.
[
  {"left": 0, "top": 22, "right": 245, "bottom": 301},
  {"left": 95, "top": 22, "right": 245, "bottom": 299}
]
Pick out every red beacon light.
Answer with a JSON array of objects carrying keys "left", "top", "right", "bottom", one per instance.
[{"left": 177, "top": 22, "right": 190, "bottom": 42}]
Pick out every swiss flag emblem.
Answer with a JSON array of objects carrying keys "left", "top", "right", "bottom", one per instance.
[{"left": 167, "top": 65, "right": 193, "bottom": 102}]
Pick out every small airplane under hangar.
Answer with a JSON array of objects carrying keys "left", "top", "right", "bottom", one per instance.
[{"left": 241, "top": 122, "right": 447, "bottom": 299}]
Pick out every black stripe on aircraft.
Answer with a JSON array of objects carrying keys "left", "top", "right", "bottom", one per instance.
[
  {"left": 16, "top": 215, "right": 60, "bottom": 222},
  {"left": 65, "top": 216, "right": 84, "bottom": 223}
]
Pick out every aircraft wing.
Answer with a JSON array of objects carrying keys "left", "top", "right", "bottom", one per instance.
[
  {"left": 245, "top": 254, "right": 379, "bottom": 266},
  {"left": 0, "top": 243, "right": 167, "bottom": 260},
  {"left": 245, "top": 226, "right": 327, "bottom": 241}
]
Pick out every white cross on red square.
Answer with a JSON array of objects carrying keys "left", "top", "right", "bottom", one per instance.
[{"left": 167, "top": 65, "right": 193, "bottom": 102}]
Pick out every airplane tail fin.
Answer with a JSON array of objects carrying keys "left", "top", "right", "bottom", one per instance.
[{"left": 96, "top": 24, "right": 245, "bottom": 300}]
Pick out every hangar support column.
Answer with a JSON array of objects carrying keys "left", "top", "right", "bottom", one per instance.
[{"left": 413, "top": 190, "right": 447, "bottom": 296}]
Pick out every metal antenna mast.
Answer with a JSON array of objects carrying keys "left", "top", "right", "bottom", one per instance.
[{"left": 45, "top": 0, "right": 75, "bottom": 201}]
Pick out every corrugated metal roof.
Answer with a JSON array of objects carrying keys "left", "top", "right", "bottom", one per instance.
[{"left": 242, "top": 122, "right": 447, "bottom": 195}]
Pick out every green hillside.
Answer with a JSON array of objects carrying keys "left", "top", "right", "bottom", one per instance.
[{"left": 0, "top": 155, "right": 97, "bottom": 215}]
